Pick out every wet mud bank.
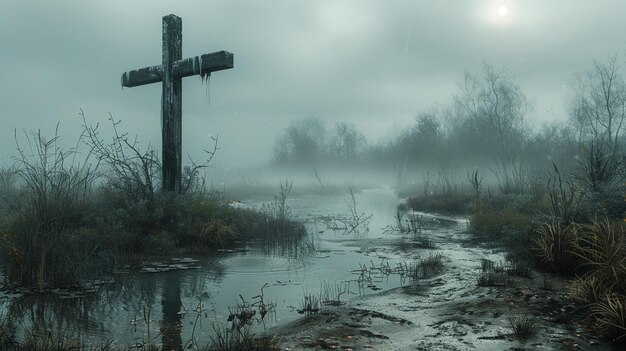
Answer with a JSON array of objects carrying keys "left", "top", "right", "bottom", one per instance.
[{"left": 272, "top": 215, "right": 613, "bottom": 351}]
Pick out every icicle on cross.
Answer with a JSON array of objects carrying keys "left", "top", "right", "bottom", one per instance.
[{"left": 121, "top": 14, "right": 233, "bottom": 193}]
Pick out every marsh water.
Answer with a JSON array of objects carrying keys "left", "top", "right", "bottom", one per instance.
[{"left": 1, "top": 187, "right": 424, "bottom": 347}]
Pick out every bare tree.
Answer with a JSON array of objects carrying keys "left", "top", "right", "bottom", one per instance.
[
  {"left": 453, "top": 64, "right": 533, "bottom": 192},
  {"left": 566, "top": 57, "right": 626, "bottom": 192},
  {"left": 272, "top": 117, "right": 327, "bottom": 166},
  {"left": 454, "top": 64, "right": 532, "bottom": 160},
  {"left": 568, "top": 56, "right": 626, "bottom": 151},
  {"left": 329, "top": 121, "right": 367, "bottom": 164},
  {"left": 392, "top": 111, "right": 443, "bottom": 169}
]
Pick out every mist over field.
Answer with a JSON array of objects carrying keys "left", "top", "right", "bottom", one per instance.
[
  {"left": 2, "top": 0, "right": 625, "bottom": 172},
  {"left": 1, "top": 1, "right": 626, "bottom": 350}
]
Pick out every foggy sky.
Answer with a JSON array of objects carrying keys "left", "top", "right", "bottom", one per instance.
[{"left": 1, "top": 0, "right": 625, "bottom": 168}]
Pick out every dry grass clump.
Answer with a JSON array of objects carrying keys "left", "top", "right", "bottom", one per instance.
[
  {"left": 573, "top": 218, "right": 626, "bottom": 290},
  {"left": 570, "top": 275, "right": 606, "bottom": 304},
  {"left": 534, "top": 221, "right": 580, "bottom": 274},
  {"left": 566, "top": 218, "right": 626, "bottom": 342},
  {"left": 198, "top": 219, "right": 239, "bottom": 248},
  {"left": 411, "top": 251, "right": 445, "bottom": 279},
  {"left": 592, "top": 293, "right": 626, "bottom": 342},
  {"left": 509, "top": 314, "right": 542, "bottom": 341}
]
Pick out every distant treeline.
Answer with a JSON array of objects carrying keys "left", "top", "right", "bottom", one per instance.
[{"left": 271, "top": 57, "right": 625, "bottom": 189}]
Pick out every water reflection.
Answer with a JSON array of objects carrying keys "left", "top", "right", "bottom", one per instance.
[
  {"left": 1, "top": 259, "right": 226, "bottom": 346},
  {"left": 161, "top": 272, "right": 182, "bottom": 350},
  {"left": 0, "top": 188, "right": 405, "bottom": 346}
]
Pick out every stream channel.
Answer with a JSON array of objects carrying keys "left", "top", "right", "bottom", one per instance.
[
  {"left": 1, "top": 187, "right": 415, "bottom": 346},
  {"left": 1, "top": 187, "right": 614, "bottom": 350}
]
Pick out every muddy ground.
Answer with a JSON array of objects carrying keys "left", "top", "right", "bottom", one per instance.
[{"left": 271, "top": 215, "right": 615, "bottom": 351}]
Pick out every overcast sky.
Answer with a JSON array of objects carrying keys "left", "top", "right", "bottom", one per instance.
[{"left": 1, "top": 0, "right": 625, "bottom": 167}]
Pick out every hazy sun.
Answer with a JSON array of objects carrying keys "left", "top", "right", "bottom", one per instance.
[{"left": 497, "top": 5, "right": 509, "bottom": 17}]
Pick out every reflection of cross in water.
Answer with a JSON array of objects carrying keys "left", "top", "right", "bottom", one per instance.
[
  {"left": 121, "top": 14, "right": 234, "bottom": 193},
  {"left": 162, "top": 272, "right": 183, "bottom": 349}
]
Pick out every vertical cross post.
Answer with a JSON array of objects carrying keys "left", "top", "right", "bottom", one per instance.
[
  {"left": 121, "top": 14, "right": 233, "bottom": 193},
  {"left": 162, "top": 15, "right": 183, "bottom": 193}
]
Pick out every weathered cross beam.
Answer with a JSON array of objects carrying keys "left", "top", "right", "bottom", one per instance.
[{"left": 121, "top": 14, "right": 233, "bottom": 193}]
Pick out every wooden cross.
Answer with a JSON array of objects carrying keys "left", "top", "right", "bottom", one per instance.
[{"left": 121, "top": 14, "right": 234, "bottom": 193}]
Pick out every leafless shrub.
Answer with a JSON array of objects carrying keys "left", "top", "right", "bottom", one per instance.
[
  {"left": 260, "top": 179, "right": 292, "bottom": 222},
  {"left": 342, "top": 186, "right": 372, "bottom": 236},
  {"left": 81, "top": 109, "right": 218, "bottom": 200},
  {"left": 80, "top": 110, "right": 160, "bottom": 204},
  {"left": 8, "top": 124, "right": 99, "bottom": 288},
  {"left": 13, "top": 124, "right": 98, "bottom": 232}
]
